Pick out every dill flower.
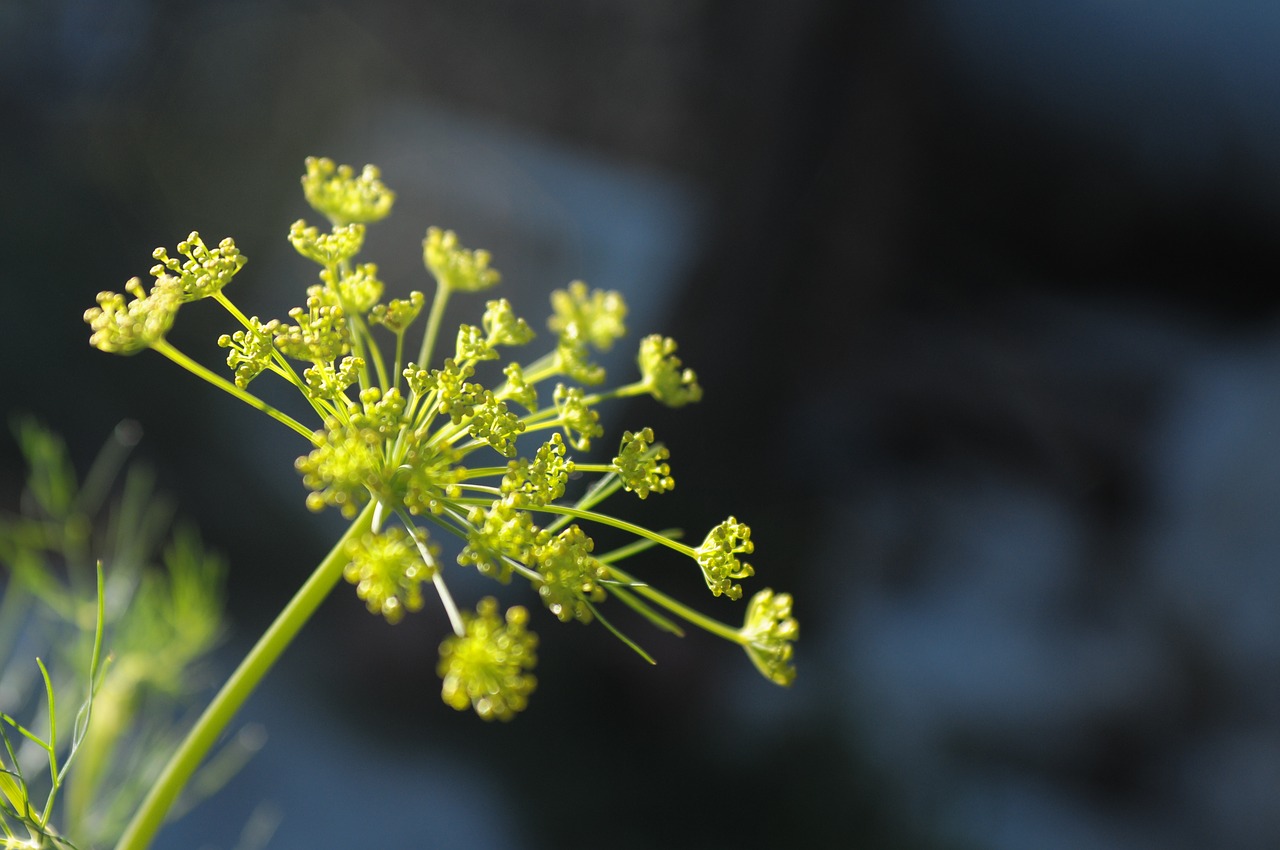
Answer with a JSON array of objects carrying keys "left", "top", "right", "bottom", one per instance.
[
  {"left": 86, "top": 156, "right": 800, "bottom": 729},
  {"left": 438, "top": 599, "right": 537, "bottom": 721}
]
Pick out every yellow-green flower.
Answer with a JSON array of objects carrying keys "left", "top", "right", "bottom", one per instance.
[{"left": 438, "top": 598, "right": 537, "bottom": 721}]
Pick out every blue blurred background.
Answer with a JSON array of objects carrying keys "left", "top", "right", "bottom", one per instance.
[{"left": 5, "top": 1, "right": 1280, "bottom": 848}]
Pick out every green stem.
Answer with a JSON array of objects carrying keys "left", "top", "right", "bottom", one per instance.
[
  {"left": 605, "top": 563, "right": 741, "bottom": 644},
  {"left": 416, "top": 285, "right": 451, "bottom": 372},
  {"left": 114, "top": 501, "right": 377, "bottom": 850},
  {"left": 151, "top": 340, "right": 317, "bottom": 443},
  {"left": 452, "top": 497, "right": 695, "bottom": 557}
]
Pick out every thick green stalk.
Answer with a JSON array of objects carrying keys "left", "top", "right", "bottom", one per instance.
[{"left": 114, "top": 500, "right": 376, "bottom": 850}]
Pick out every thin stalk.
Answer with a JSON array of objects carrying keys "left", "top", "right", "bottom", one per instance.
[
  {"left": 114, "top": 501, "right": 377, "bottom": 850},
  {"left": 211, "top": 292, "right": 312, "bottom": 400},
  {"left": 150, "top": 341, "right": 316, "bottom": 443},
  {"left": 452, "top": 497, "right": 695, "bottom": 558},
  {"left": 606, "top": 563, "right": 741, "bottom": 644},
  {"left": 415, "top": 285, "right": 451, "bottom": 372}
]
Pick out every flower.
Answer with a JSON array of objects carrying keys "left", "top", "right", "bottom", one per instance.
[
  {"left": 548, "top": 281, "right": 627, "bottom": 351},
  {"left": 151, "top": 232, "right": 246, "bottom": 302},
  {"left": 301, "top": 156, "right": 395, "bottom": 226},
  {"left": 695, "top": 517, "right": 755, "bottom": 600},
  {"left": 612, "top": 427, "right": 673, "bottom": 499},
  {"left": 739, "top": 589, "right": 798, "bottom": 686},
  {"left": 423, "top": 227, "right": 500, "bottom": 293},
  {"left": 637, "top": 335, "right": 702, "bottom": 408},
  {"left": 438, "top": 598, "right": 538, "bottom": 721},
  {"left": 343, "top": 526, "right": 437, "bottom": 624},
  {"left": 84, "top": 276, "right": 181, "bottom": 355}
]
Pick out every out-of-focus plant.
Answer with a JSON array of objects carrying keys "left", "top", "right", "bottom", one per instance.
[
  {"left": 83, "top": 157, "right": 799, "bottom": 850},
  {"left": 0, "top": 420, "right": 245, "bottom": 849}
]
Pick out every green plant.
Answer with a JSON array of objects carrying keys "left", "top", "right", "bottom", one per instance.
[
  {"left": 79, "top": 157, "right": 798, "bottom": 849},
  {"left": 0, "top": 420, "right": 239, "bottom": 849}
]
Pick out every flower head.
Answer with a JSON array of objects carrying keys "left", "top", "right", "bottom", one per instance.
[
  {"left": 438, "top": 598, "right": 538, "bottom": 721},
  {"left": 294, "top": 389, "right": 407, "bottom": 515},
  {"left": 534, "top": 524, "right": 607, "bottom": 623},
  {"left": 302, "top": 355, "right": 363, "bottom": 402},
  {"left": 695, "top": 516, "right": 755, "bottom": 600},
  {"left": 553, "top": 384, "right": 603, "bottom": 451},
  {"left": 294, "top": 417, "right": 380, "bottom": 516},
  {"left": 458, "top": 496, "right": 544, "bottom": 582},
  {"left": 408, "top": 359, "right": 484, "bottom": 425},
  {"left": 151, "top": 232, "right": 246, "bottom": 302},
  {"left": 89, "top": 154, "right": 801, "bottom": 732},
  {"left": 740, "top": 589, "right": 798, "bottom": 686},
  {"left": 423, "top": 227, "right": 500, "bottom": 293},
  {"left": 497, "top": 362, "right": 538, "bottom": 411},
  {"left": 501, "top": 433, "right": 572, "bottom": 506},
  {"left": 343, "top": 526, "right": 437, "bottom": 624},
  {"left": 554, "top": 323, "right": 606, "bottom": 385},
  {"left": 549, "top": 281, "right": 627, "bottom": 351},
  {"left": 217, "top": 317, "right": 280, "bottom": 387},
  {"left": 369, "top": 291, "right": 425, "bottom": 334},
  {"left": 84, "top": 276, "right": 181, "bottom": 354},
  {"left": 468, "top": 392, "right": 526, "bottom": 458},
  {"left": 613, "top": 427, "right": 673, "bottom": 499},
  {"left": 274, "top": 293, "right": 350, "bottom": 364},
  {"left": 319, "top": 262, "right": 385, "bottom": 314},
  {"left": 637, "top": 335, "right": 702, "bottom": 408},
  {"left": 302, "top": 156, "right": 395, "bottom": 226},
  {"left": 483, "top": 298, "right": 535, "bottom": 348},
  {"left": 288, "top": 219, "right": 366, "bottom": 266}
]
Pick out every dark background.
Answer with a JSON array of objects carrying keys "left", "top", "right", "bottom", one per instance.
[{"left": 5, "top": 1, "right": 1280, "bottom": 848}]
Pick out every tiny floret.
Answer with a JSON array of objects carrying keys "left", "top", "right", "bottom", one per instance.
[
  {"left": 534, "top": 524, "right": 607, "bottom": 623},
  {"left": 438, "top": 598, "right": 538, "bottom": 721},
  {"left": 294, "top": 417, "right": 380, "bottom": 516},
  {"left": 502, "top": 433, "right": 573, "bottom": 506},
  {"left": 274, "top": 293, "right": 350, "bottom": 363},
  {"left": 554, "top": 323, "right": 606, "bottom": 385},
  {"left": 498, "top": 362, "right": 538, "bottom": 411},
  {"left": 218, "top": 317, "right": 280, "bottom": 387},
  {"left": 468, "top": 392, "right": 526, "bottom": 458},
  {"left": 151, "top": 232, "right": 246, "bottom": 302},
  {"left": 613, "top": 427, "right": 673, "bottom": 499},
  {"left": 695, "top": 517, "right": 755, "bottom": 600},
  {"left": 302, "top": 355, "right": 363, "bottom": 401},
  {"left": 482, "top": 298, "right": 535, "bottom": 350},
  {"left": 369, "top": 291, "right": 425, "bottom": 334},
  {"left": 295, "top": 389, "right": 406, "bottom": 515},
  {"left": 553, "top": 384, "right": 603, "bottom": 450},
  {"left": 549, "top": 281, "right": 627, "bottom": 351},
  {"left": 638, "top": 335, "right": 703, "bottom": 408},
  {"left": 458, "top": 496, "right": 544, "bottom": 582},
  {"left": 302, "top": 156, "right": 396, "bottom": 226},
  {"left": 739, "top": 589, "right": 798, "bottom": 686},
  {"left": 84, "top": 276, "right": 181, "bottom": 354},
  {"left": 423, "top": 227, "right": 500, "bottom": 293},
  {"left": 395, "top": 442, "right": 464, "bottom": 517},
  {"left": 321, "top": 262, "right": 385, "bottom": 314},
  {"left": 412, "top": 359, "right": 483, "bottom": 424},
  {"left": 455, "top": 324, "right": 498, "bottom": 364},
  {"left": 288, "top": 219, "right": 366, "bottom": 266},
  {"left": 344, "top": 526, "right": 437, "bottom": 624}
]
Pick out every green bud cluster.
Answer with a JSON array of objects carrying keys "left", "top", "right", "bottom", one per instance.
[
  {"left": 86, "top": 157, "right": 798, "bottom": 720},
  {"left": 301, "top": 156, "right": 395, "bottom": 226},
  {"left": 438, "top": 598, "right": 537, "bottom": 721},
  {"left": 344, "top": 526, "right": 437, "bottom": 623}
]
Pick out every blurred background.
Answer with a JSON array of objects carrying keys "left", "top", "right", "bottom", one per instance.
[{"left": 5, "top": 1, "right": 1280, "bottom": 847}]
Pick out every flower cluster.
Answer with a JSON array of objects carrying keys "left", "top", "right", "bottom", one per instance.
[{"left": 86, "top": 158, "right": 798, "bottom": 720}]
